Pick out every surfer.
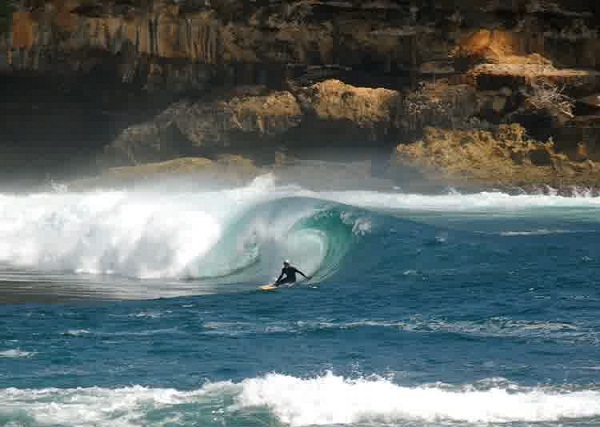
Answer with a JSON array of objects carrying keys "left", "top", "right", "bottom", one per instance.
[{"left": 274, "top": 260, "right": 310, "bottom": 287}]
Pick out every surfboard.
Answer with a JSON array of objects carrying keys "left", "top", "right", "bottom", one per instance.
[{"left": 259, "top": 284, "right": 278, "bottom": 291}]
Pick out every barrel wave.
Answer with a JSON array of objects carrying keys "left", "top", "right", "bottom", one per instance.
[
  {"left": 0, "top": 176, "right": 370, "bottom": 297},
  {"left": 2, "top": 174, "right": 600, "bottom": 299},
  {"left": 185, "top": 196, "right": 367, "bottom": 285}
]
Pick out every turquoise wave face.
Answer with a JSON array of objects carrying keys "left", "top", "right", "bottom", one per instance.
[
  {"left": 188, "top": 197, "right": 370, "bottom": 285},
  {"left": 291, "top": 203, "right": 370, "bottom": 282}
]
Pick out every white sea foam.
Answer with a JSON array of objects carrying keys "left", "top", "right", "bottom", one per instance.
[
  {"left": 234, "top": 373, "right": 600, "bottom": 426},
  {"left": 1, "top": 374, "right": 599, "bottom": 426},
  {"left": 0, "top": 349, "right": 35, "bottom": 358},
  {"left": 63, "top": 329, "right": 91, "bottom": 336},
  {"left": 0, "top": 385, "right": 218, "bottom": 427},
  {"left": 0, "top": 176, "right": 334, "bottom": 282},
  {"left": 0, "top": 190, "right": 222, "bottom": 278},
  {"left": 324, "top": 189, "right": 600, "bottom": 213},
  {"left": 499, "top": 229, "right": 571, "bottom": 236},
  {"left": 130, "top": 310, "right": 168, "bottom": 319}
]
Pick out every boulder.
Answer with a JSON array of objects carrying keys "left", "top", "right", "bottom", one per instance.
[
  {"left": 389, "top": 124, "right": 600, "bottom": 190},
  {"left": 579, "top": 94, "right": 600, "bottom": 110},
  {"left": 103, "top": 90, "right": 303, "bottom": 166},
  {"left": 72, "top": 155, "right": 262, "bottom": 189},
  {"left": 103, "top": 79, "right": 403, "bottom": 167},
  {"left": 174, "top": 90, "right": 303, "bottom": 149},
  {"left": 553, "top": 115, "right": 600, "bottom": 162},
  {"left": 398, "top": 80, "right": 478, "bottom": 131},
  {"left": 298, "top": 79, "right": 398, "bottom": 128}
]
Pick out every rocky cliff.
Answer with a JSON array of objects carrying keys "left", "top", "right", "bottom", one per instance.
[{"left": 1, "top": 0, "right": 599, "bottom": 190}]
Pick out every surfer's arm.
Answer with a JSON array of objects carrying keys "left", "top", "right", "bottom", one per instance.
[
  {"left": 295, "top": 268, "right": 308, "bottom": 278},
  {"left": 274, "top": 269, "right": 285, "bottom": 284}
]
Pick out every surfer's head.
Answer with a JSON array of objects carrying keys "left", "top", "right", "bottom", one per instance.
[{"left": 283, "top": 260, "right": 290, "bottom": 266}]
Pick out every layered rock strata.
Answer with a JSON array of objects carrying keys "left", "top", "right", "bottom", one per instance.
[{"left": 0, "top": 0, "right": 599, "bottom": 190}]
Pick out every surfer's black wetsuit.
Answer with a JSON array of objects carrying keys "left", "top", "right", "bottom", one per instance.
[{"left": 274, "top": 265, "right": 308, "bottom": 286}]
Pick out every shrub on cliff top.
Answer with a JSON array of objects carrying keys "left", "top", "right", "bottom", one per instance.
[{"left": 524, "top": 79, "right": 575, "bottom": 119}]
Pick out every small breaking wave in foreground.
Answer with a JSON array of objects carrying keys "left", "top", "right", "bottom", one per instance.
[{"left": 1, "top": 373, "right": 599, "bottom": 427}]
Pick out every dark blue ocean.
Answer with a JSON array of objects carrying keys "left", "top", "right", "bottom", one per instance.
[{"left": 1, "top": 175, "right": 599, "bottom": 427}]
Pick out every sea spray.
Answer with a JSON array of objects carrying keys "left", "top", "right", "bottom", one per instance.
[{"left": 0, "top": 175, "right": 369, "bottom": 284}]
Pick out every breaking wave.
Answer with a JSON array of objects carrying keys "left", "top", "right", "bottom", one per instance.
[
  {"left": 1, "top": 373, "right": 600, "bottom": 427},
  {"left": 0, "top": 176, "right": 368, "bottom": 285},
  {"left": 0, "top": 174, "right": 599, "bottom": 287}
]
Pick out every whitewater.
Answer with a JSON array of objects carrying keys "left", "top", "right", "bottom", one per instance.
[{"left": 1, "top": 174, "right": 599, "bottom": 427}]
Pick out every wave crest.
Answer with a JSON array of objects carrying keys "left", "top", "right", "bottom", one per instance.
[
  {"left": 0, "top": 182, "right": 369, "bottom": 283},
  {"left": 235, "top": 372, "right": 600, "bottom": 426}
]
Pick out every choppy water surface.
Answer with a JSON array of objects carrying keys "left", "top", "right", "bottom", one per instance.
[{"left": 1, "top": 175, "right": 599, "bottom": 426}]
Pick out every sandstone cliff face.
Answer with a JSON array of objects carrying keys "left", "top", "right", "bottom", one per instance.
[
  {"left": 102, "top": 79, "right": 399, "bottom": 166},
  {"left": 103, "top": 89, "right": 304, "bottom": 166},
  {"left": 2, "top": 1, "right": 599, "bottom": 83},
  {"left": 0, "top": 0, "right": 599, "bottom": 189},
  {"left": 300, "top": 79, "right": 398, "bottom": 126}
]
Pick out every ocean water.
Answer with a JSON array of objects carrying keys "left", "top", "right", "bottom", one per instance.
[{"left": 0, "top": 174, "right": 599, "bottom": 427}]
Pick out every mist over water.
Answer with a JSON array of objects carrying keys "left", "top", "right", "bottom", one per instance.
[{"left": 1, "top": 172, "right": 599, "bottom": 426}]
